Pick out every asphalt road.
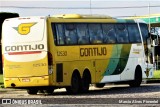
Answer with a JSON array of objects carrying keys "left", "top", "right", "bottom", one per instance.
[{"left": 0, "top": 83, "right": 160, "bottom": 106}]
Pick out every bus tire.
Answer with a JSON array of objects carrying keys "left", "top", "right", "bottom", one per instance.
[
  {"left": 81, "top": 71, "right": 91, "bottom": 93},
  {"left": 66, "top": 71, "right": 81, "bottom": 94},
  {"left": 27, "top": 88, "right": 38, "bottom": 95},
  {"left": 95, "top": 83, "right": 105, "bottom": 88},
  {"left": 129, "top": 66, "right": 142, "bottom": 87}
]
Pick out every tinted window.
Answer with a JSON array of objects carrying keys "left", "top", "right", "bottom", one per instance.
[
  {"left": 115, "top": 24, "right": 129, "bottom": 43},
  {"left": 53, "top": 23, "right": 143, "bottom": 45},
  {"left": 102, "top": 24, "right": 116, "bottom": 43},
  {"left": 55, "top": 24, "right": 65, "bottom": 45},
  {"left": 64, "top": 24, "right": 78, "bottom": 45},
  {"left": 88, "top": 24, "right": 103, "bottom": 44},
  {"left": 77, "top": 24, "right": 89, "bottom": 44},
  {"left": 127, "top": 23, "right": 141, "bottom": 43}
]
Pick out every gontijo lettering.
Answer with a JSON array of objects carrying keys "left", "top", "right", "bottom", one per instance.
[
  {"left": 80, "top": 47, "right": 107, "bottom": 56},
  {"left": 5, "top": 44, "right": 44, "bottom": 52}
]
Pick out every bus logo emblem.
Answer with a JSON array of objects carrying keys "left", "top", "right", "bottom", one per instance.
[{"left": 13, "top": 22, "right": 36, "bottom": 35}]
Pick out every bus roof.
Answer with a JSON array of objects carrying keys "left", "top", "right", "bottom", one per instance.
[
  {"left": 4, "top": 14, "right": 144, "bottom": 24},
  {"left": 50, "top": 14, "right": 144, "bottom": 23},
  {"left": 52, "top": 14, "right": 112, "bottom": 19}
]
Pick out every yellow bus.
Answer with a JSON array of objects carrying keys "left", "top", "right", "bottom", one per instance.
[{"left": 2, "top": 14, "right": 153, "bottom": 94}]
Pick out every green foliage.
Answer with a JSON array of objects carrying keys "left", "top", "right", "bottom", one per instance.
[
  {"left": 0, "top": 74, "right": 3, "bottom": 82},
  {"left": 153, "top": 70, "right": 160, "bottom": 78},
  {"left": 0, "top": 74, "right": 4, "bottom": 88}
]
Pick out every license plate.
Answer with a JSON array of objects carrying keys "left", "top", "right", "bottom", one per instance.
[{"left": 22, "top": 78, "right": 30, "bottom": 82}]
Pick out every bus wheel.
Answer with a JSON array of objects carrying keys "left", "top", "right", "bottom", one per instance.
[
  {"left": 81, "top": 71, "right": 91, "bottom": 93},
  {"left": 44, "top": 88, "right": 54, "bottom": 95},
  {"left": 66, "top": 72, "right": 80, "bottom": 94},
  {"left": 129, "top": 66, "right": 142, "bottom": 87},
  {"left": 27, "top": 88, "right": 38, "bottom": 95},
  {"left": 95, "top": 83, "right": 105, "bottom": 88}
]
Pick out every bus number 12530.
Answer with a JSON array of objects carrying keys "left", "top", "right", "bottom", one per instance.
[{"left": 57, "top": 51, "right": 67, "bottom": 56}]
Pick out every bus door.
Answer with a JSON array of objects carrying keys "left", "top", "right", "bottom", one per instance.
[{"left": 150, "top": 32, "right": 160, "bottom": 69}]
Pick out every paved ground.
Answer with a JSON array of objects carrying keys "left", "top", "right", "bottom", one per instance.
[{"left": 0, "top": 83, "right": 160, "bottom": 106}]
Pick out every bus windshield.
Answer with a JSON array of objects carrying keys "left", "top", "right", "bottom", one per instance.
[{"left": 2, "top": 17, "right": 46, "bottom": 43}]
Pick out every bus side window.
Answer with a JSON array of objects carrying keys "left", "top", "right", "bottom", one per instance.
[
  {"left": 77, "top": 24, "right": 89, "bottom": 44},
  {"left": 65, "top": 24, "right": 78, "bottom": 45},
  {"left": 128, "top": 23, "right": 141, "bottom": 43},
  {"left": 115, "top": 24, "right": 129, "bottom": 43},
  {"left": 102, "top": 24, "right": 116, "bottom": 43},
  {"left": 55, "top": 24, "right": 65, "bottom": 45},
  {"left": 88, "top": 24, "right": 103, "bottom": 44}
]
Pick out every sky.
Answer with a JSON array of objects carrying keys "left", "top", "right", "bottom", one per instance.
[{"left": 0, "top": 0, "right": 160, "bottom": 18}]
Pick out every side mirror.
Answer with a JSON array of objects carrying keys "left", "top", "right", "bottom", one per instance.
[{"left": 150, "top": 33, "right": 158, "bottom": 40}]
